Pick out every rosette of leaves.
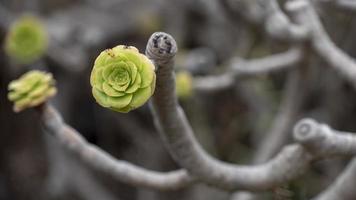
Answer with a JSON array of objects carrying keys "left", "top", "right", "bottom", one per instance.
[
  {"left": 5, "top": 15, "right": 48, "bottom": 64},
  {"left": 8, "top": 70, "right": 57, "bottom": 112},
  {"left": 176, "top": 70, "right": 193, "bottom": 99},
  {"left": 90, "top": 45, "right": 156, "bottom": 113}
]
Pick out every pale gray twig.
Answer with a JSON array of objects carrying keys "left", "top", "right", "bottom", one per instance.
[
  {"left": 231, "top": 48, "right": 302, "bottom": 76},
  {"left": 193, "top": 47, "right": 302, "bottom": 92}
]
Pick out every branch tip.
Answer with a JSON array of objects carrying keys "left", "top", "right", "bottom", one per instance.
[{"left": 146, "top": 32, "right": 177, "bottom": 66}]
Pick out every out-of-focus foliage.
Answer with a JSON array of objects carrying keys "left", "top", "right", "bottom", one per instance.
[{"left": 4, "top": 15, "right": 48, "bottom": 64}]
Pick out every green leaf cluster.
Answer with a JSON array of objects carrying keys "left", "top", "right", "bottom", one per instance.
[
  {"left": 8, "top": 70, "right": 56, "bottom": 112},
  {"left": 90, "top": 45, "right": 156, "bottom": 113}
]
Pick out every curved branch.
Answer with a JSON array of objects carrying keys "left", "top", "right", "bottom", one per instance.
[
  {"left": 37, "top": 104, "right": 194, "bottom": 191},
  {"left": 146, "top": 31, "right": 356, "bottom": 191}
]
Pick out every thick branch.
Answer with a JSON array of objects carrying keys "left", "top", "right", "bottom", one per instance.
[{"left": 37, "top": 104, "right": 194, "bottom": 191}]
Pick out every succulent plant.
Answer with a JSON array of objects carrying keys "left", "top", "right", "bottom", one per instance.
[
  {"left": 5, "top": 15, "right": 48, "bottom": 64},
  {"left": 8, "top": 70, "right": 57, "bottom": 112},
  {"left": 90, "top": 45, "right": 156, "bottom": 113},
  {"left": 176, "top": 70, "right": 193, "bottom": 99}
]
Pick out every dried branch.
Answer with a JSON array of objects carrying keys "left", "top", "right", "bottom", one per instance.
[
  {"left": 37, "top": 104, "right": 194, "bottom": 191},
  {"left": 287, "top": 0, "right": 356, "bottom": 89}
]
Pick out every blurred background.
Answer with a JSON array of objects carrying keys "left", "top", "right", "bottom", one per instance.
[{"left": 1, "top": 0, "right": 356, "bottom": 199}]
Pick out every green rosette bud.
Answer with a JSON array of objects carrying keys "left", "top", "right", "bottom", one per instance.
[
  {"left": 90, "top": 45, "right": 156, "bottom": 113},
  {"left": 8, "top": 70, "right": 57, "bottom": 112},
  {"left": 176, "top": 71, "right": 193, "bottom": 99},
  {"left": 5, "top": 15, "right": 48, "bottom": 64}
]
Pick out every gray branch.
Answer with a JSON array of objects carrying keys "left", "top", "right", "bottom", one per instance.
[
  {"left": 226, "top": 0, "right": 308, "bottom": 41},
  {"left": 37, "top": 104, "right": 194, "bottom": 191}
]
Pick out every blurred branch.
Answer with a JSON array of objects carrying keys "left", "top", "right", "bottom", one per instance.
[
  {"left": 37, "top": 104, "right": 194, "bottom": 191},
  {"left": 45, "top": 135, "right": 119, "bottom": 200},
  {"left": 253, "top": 67, "right": 306, "bottom": 164},
  {"left": 287, "top": 0, "right": 356, "bottom": 89},
  {"left": 193, "top": 47, "right": 302, "bottom": 92},
  {"left": 231, "top": 66, "right": 307, "bottom": 200},
  {"left": 226, "top": 0, "right": 308, "bottom": 41}
]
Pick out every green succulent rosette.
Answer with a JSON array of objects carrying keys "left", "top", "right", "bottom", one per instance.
[
  {"left": 8, "top": 70, "right": 57, "bottom": 112},
  {"left": 5, "top": 15, "right": 48, "bottom": 64},
  {"left": 176, "top": 71, "right": 193, "bottom": 99},
  {"left": 90, "top": 45, "right": 156, "bottom": 113}
]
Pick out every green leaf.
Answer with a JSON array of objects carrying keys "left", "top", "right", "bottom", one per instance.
[
  {"left": 125, "top": 73, "right": 141, "bottom": 93},
  {"left": 102, "top": 82, "right": 125, "bottom": 97},
  {"left": 107, "top": 94, "right": 133, "bottom": 109},
  {"left": 139, "top": 55, "right": 155, "bottom": 88},
  {"left": 129, "top": 86, "right": 152, "bottom": 109}
]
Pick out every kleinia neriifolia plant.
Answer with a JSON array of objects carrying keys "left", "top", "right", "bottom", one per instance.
[
  {"left": 8, "top": 70, "right": 57, "bottom": 112},
  {"left": 90, "top": 45, "right": 156, "bottom": 113}
]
